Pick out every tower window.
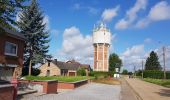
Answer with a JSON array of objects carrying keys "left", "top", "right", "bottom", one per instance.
[{"left": 48, "top": 62, "right": 50, "bottom": 67}]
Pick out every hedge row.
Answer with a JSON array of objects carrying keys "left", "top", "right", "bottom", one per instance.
[
  {"left": 143, "top": 70, "right": 170, "bottom": 79},
  {"left": 89, "top": 71, "right": 114, "bottom": 79}
]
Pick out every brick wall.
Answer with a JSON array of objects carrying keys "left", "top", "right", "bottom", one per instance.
[
  {"left": 93, "top": 43, "right": 109, "bottom": 71},
  {"left": 57, "top": 80, "right": 89, "bottom": 89},
  {"left": 0, "top": 85, "right": 14, "bottom": 100},
  {"left": 39, "top": 62, "right": 61, "bottom": 76},
  {"left": 0, "top": 34, "right": 24, "bottom": 79},
  {"left": 18, "top": 80, "right": 57, "bottom": 94}
]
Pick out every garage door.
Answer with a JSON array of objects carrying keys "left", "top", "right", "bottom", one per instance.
[
  {"left": 0, "top": 68, "right": 13, "bottom": 81},
  {"left": 68, "top": 72, "right": 76, "bottom": 76}
]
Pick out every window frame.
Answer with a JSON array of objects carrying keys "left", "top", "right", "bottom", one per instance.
[{"left": 4, "top": 41, "right": 18, "bottom": 56}]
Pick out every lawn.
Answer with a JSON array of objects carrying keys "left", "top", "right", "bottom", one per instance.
[
  {"left": 143, "top": 78, "right": 170, "bottom": 88},
  {"left": 25, "top": 76, "right": 94, "bottom": 82}
]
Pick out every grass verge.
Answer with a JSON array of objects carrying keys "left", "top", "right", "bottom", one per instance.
[
  {"left": 25, "top": 76, "right": 94, "bottom": 82},
  {"left": 143, "top": 78, "right": 170, "bottom": 88}
]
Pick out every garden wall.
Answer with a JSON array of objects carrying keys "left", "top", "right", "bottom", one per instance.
[
  {"left": 0, "top": 84, "right": 14, "bottom": 100},
  {"left": 57, "top": 80, "right": 89, "bottom": 89},
  {"left": 18, "top": 80, "right": 57, "bottom": 94}
]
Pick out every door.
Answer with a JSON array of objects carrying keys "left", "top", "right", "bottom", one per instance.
[{"left": 69, "top": 72, "right": 76, "bottom": 76}]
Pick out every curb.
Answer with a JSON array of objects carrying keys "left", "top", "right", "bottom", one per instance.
[{"left": 124, "top": 78, "right": 143, "bottom": 100}]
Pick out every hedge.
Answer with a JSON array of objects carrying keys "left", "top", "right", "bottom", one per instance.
[
  {"left": 89, "top": 71, "right": 114, "bottom": 79},
  {"left": 143, "top": 70, "right": 170, "bottom": 79}
]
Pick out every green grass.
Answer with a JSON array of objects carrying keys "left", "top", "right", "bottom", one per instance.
[
  {"left": 143, "top": 78, "right": 170, "bottom": 88},
  {"left": 25, "top": 76, "right": 94, "bottom": 82}
]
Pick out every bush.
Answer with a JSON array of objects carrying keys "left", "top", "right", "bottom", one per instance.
[
  {"left": 77, "top": 68, "right": 86, "bottom": 76},
  {"left": 89, "top": 71, "right": 114, "bottom": 79}
]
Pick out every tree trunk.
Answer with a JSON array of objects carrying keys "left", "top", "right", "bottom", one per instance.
[
  {"left": 28, "top": 58, "right": 32, "bottom": 76},
  {"left": 29, "top": 46, "right": 33, "bottom": 76}
]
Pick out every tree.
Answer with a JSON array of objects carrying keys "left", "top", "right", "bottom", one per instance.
[
  {"left": 122, "top": 69, "right": 128, "bottom": 75},
  {"left": 0, "top": 0, "right": 27, "bottom": 31},
  {"left": 145, "top": 51, "right": 162, "bottom": 70},
  {"left": 109, "top": 53, "right": 122, "bottom": 72},
  {"left": 17, "top": 0, "right": 50, "bottom": 76}
]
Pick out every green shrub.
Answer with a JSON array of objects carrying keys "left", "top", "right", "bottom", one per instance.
[
  {"left": 77, "top": 68, "right": 86, "bottom": 76},
  {"left": 89, "top": 71, "right": 114, "bottom": 79}
]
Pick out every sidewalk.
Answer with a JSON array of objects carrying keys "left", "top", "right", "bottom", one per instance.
[
  {"left": 120, "top": 78, "right": 138, "bottom": 100},
  {"left": 124, "top": 77, "right": 170, "bottom": 100}
]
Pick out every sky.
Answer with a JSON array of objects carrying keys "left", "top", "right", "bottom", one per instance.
[{"left": 34, "top": 0, "right": 170, "bottom": 71}]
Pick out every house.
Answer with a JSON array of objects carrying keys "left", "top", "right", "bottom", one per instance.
[
  {"left": 39, "top": 59, "right": 91, "bottom": 76},
  {"left": 0, "top": 26, "right": 25, "bottom": 82}
]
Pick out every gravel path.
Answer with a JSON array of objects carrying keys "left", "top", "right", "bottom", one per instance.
[{"left": 22, "top": 83, "right": 121, "bottom": 100}]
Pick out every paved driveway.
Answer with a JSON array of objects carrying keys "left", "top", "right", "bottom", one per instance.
[{"left": 25, "top": 83, "right": 121, "bottom": 100}]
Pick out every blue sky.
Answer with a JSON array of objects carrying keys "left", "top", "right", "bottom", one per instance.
[{"left": 37, "top": 0, "right": 170, "bottom": 71}]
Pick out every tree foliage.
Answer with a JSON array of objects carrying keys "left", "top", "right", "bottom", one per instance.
[
  {"left": 77, "top": 68, "right": 86, "bottom": 76},
  {"left": 17, "top": 0, "right": 50, "bottom": 73},
  {"left": 0, "top": 0, "right": 27, "bottom": 31},
  {"left": 122, "top": 69, "right": 128, "bottom": 75},
  {"left": 109, "top": 53, "right": 122, "bottom": 72},
  {"left": 145, "top": 51, "right": 162, "bottom": 70}
]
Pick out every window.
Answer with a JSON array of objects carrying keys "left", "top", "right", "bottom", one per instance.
[
  {"left": 5, "top": 42, "right": 18, "bottom": 56},
  {"left": 48, "top": 62, "right": 50, "bottom": 67}
]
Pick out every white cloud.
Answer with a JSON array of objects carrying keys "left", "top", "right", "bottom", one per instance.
[
  {"left": 115, "top": 0, "right": 147, "bottom": 30},
  {"left": 144, "top": 38, "right": 152, "bottom": 44},
  {"left": 102, "top": 6, "right": 120, "bottom": 22},
  {"left": 120, "top": 44, "right": 145, "bottom": 71},
  {"left": 58, "top": 26, "right": 93, "bottom": 64},
  {"left": 122, "top": 44, "right": 144, "bottom": 57},
  {"left": 148, "top": 1, "right": 170, "bottom": 21},
  {"left": 115, "top": 19, "right": 129, "bottom": 29},
  {"left": 120, "top": 44, "right": 170, "bottom": 71},
  {"left": 136, "top": 1, "right": 170, "bottom": 28},
  {"left": 72, "top": 3, "right": 99, "bottom": 15}
]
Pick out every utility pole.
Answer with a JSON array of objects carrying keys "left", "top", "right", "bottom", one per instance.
[
  {"left": 142, "top": 60, "right": 144, "bottom": 79},
  {"left": 163, "top": 46, "right": 166, "bottom": 79},
  {"left": 134, "top": 66, "right": 136, "bottom": 78}
]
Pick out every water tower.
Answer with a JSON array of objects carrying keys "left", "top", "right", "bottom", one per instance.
[{"left": 93, "top": 22, "right": 111, "bottom": 72}]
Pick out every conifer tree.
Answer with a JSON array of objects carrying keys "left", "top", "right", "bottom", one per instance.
[
  {"left": 17, "top": 0, "right": 50, "bottom": 75},
  {"left": 145, "top": 51, "right": 162, "bottom": 70},
  {"left": 0, "top": 0, "right": 27, "bottom": 31}
]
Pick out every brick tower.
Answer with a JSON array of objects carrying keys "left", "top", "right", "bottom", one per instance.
[{"left": 93, "top": 23, "right": 111, "bottom": 72}]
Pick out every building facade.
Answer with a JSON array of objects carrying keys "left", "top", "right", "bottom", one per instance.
[
  {"left": 39, "top": 59, "right": 91, "bottom": 76},
  {"left": 93, "top": 23, "right": 111, "bottom": 72},
  {"left": 0, "top": 27, "right": 25, "bottom": 81}
]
